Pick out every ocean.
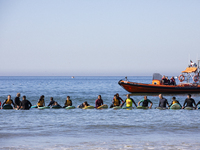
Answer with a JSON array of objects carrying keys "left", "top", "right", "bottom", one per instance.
[{"left": 0, "top": 76, "right": 200, "bottom": 150}]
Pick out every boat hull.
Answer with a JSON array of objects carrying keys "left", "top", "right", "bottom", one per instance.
[{"left": 118, "top": 80, "right": 200, "bottom": 93}]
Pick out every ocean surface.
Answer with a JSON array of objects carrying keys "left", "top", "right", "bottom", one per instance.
[{"left": 0, "top": 76, "right": 200, "bottom": 150}]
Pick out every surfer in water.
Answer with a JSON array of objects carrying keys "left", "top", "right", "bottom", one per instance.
[
  {"left": 47, "top": 97, "right": 55, "bottom": 107},
  {"left": 182, "top": 94, "right": 196, "bottom": 109},
  {"left": 95, "top": 95, "right": 104, "bottom": 108},
  {"left": 14, "top": 93, "right": 21, "bottom": 109},
  {"left": 169, "top": 97, "right": 182, "bottom": 107},
  {"left": 77, "top": 101, "right": 90, "bottom": 108},
  {"left": 157, "top": 94, "right": 170, "bottom": 109},
  {"left": 37, "top": 95, "right": 45, "bottom": 107},
  {"left": 121, "top": 94, "right": 137, "bottom": 108},
  {"left": 2, "top": 95, "right": 15, "bottom": 109},
  {"left": 63, "top": 96, "right": 72, "bottom": 108},
  {"left": 138, "top": 96, "right": 153, "bottom": 108},
  {"left": 19, "top": 95, "right": 32, "bottom": 110}
]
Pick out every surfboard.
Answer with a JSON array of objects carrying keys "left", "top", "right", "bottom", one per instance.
[
  {"left": 185, "top": 107, "right": 193, "bottom": 110},
  {"left": 83, "top": 106, "right": 94, "bottom": 109},
  {"left": 122, "top": 107, "right": 133, "bottom": 110},
  {"left": 65, "top": 106, "right": 76, "bottom": 109},
  {"left": 97, "top": 104, "right": 108, "bottom": 109},
  {"left": 52, "top": 105, "right": 62, "bottom": 109},
  {"left": 170, "top": 103, "right": 181, "bottom": 110},
  {"left": 198, "top": 105, "right": 200, "bottom": 109},
  {"left": 137, "top": 106, "right": 148, "bottom": 109},
  {"left": 156, "top": 107, "right": 167, "bottom": 110},
  {"left": 2, "top": 104, "right": 13, "bottom": 109},
  {"left": 113, "top": 106, "right": 122, "bottom": 110},
  {"left": 31, "top": 105, "right": 38, "bottom": 108},
  {"left": 38, "top": 106, "right": 50, "bottom": 109}
]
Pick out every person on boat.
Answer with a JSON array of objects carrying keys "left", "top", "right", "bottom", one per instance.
[
  {"left": 37, "top": 95, "right": 45, "bottom": 107},
  {"left": 158, "top": 94, "right": 170, "bottom": 108},
  {"left": 63, "top": 96, "right": 72, "bottom": 108},
  {"left": 161, "top": 75, "right": 167, "bottom": 85},
  {"left": 138, "top": 96, "right": 153, "bottom": 108},
  {"left": 95, "top": 95, "right": 104, "bottom": 108},
  {"left": 170, "top": 76, "right": 176, "bottom": 85},
  {"left": 14, "top": 93, "right": 21, "bottom": 109},
  {"left": 190, "top": 60, "right": 194, "bottom": 67},
  {"left": 47, "top": 97, "right": 55, "bottom": 107},
  {"left": 165, "top": 77, "right": 170, "bottom": 85},
  {"left": 19, "top": 96, "right": 32, "bottom": 110},
  {"left": 121, "top": 94, "right": 137, "bottom": 108},
  {"left": 77, "top": 101, "right": 90, "bottom": 108},
  {"left": 182, "top": 94, "right": 196, "bottom": 109},
  {"left": 2, "top": 95, "right": 15, "bottom": 109},
  {"left": 169, "top": 97, "right": 181, "bottom": 107}
]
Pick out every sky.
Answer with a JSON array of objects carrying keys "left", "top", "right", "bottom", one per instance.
[{"left": 0, "top": 0, "right": 200, "bottom": 76}]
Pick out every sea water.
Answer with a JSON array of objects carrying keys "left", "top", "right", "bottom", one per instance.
[{"left": 0, "top": 76, "right": 200, "bottom": 150}]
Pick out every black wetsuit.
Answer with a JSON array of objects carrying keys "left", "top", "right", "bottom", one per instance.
[
  {"left": 183, "top": 98, "right": 196, "bottom": 108},
  {"left": 158, "top": 98, "right": 169, "bottom": 108},
  {"left": 19, "top": 100, "right": 32, "bottom": 110},
  {"left": 14, "top": 97, "right": 21, "bottom": 107},
  {"left": 197, "top": 101, "right": 200, "bottom": 106},
  {"left": 48, "top": 100, "right": 55, "bottom": 106}
]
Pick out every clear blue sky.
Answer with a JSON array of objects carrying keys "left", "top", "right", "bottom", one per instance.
[{"left": 0, "top": 0, "right": 200, "bottom": 76}]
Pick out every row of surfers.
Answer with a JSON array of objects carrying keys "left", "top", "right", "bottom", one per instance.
[{"left": 1, "top": 93, "right": 199, "bottom": 110}]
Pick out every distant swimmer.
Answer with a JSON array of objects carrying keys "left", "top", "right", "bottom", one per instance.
[
  {"left": 19, "top": 96, "right": 32, "bottom": 110},
  {"left": 138, "top": 96, "right": 153, "bottom": 108},
  {"left": 157, "top": 94, "right": 169, "bottom": 109},
  {"left": 14, "top": 93, "right": 21, "bottom": 109},
  {"left": 77, "top": 101, "right": 90, "bottom": 108},
  {"left": 169, "top": 97, "right": 181, "bottom": 107},
  {"left": 47, "top": 97, "right": 55, "bottom": 107},
  {"left": 63, "top": 96, "right": 72, "bottom": 108},
  {"left": 95, "top": 95, "right": 103, "bottom": 108},
  {"left": 182, "top": 94, "right": 196, "bottom": 109},
  {"left": 2, "top": 95, "right": 15, "bottom": 109},
  {"left": 121, "top": 94, "right": 137, "bottom": 108},
  {"left": 37, "top": 95, "right": 45, "bottom": 107}
]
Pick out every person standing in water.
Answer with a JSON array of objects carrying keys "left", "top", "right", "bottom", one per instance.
[
  {"left": 63, "top": 96, "right": 72, "bottom": 108},
  {"left": 95, "top": 95, "right": 104, "bottom": 108},
  {"left": 2, "top": 95, "right": 15, "bottom": 109},
  {"left": 37, "top": 95, "right": 45, "bottom": 107},
  {"left": 138, "top": 96, "right": 153, "bottom": 108},
  {"left": 19, "top": 96, "right": 32, "bottom": 110},
  {"left": 158, "top": 94, "right": 169, "bottom": 108},
  {"left": 14, "top": 93, "right": 21, "bottom": 109},
  {"left": 182, "top": 94, "right": 196, "bottom": 109},
  {"left": 121, "top": 94, "right": 137, "bottom": 108}
]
